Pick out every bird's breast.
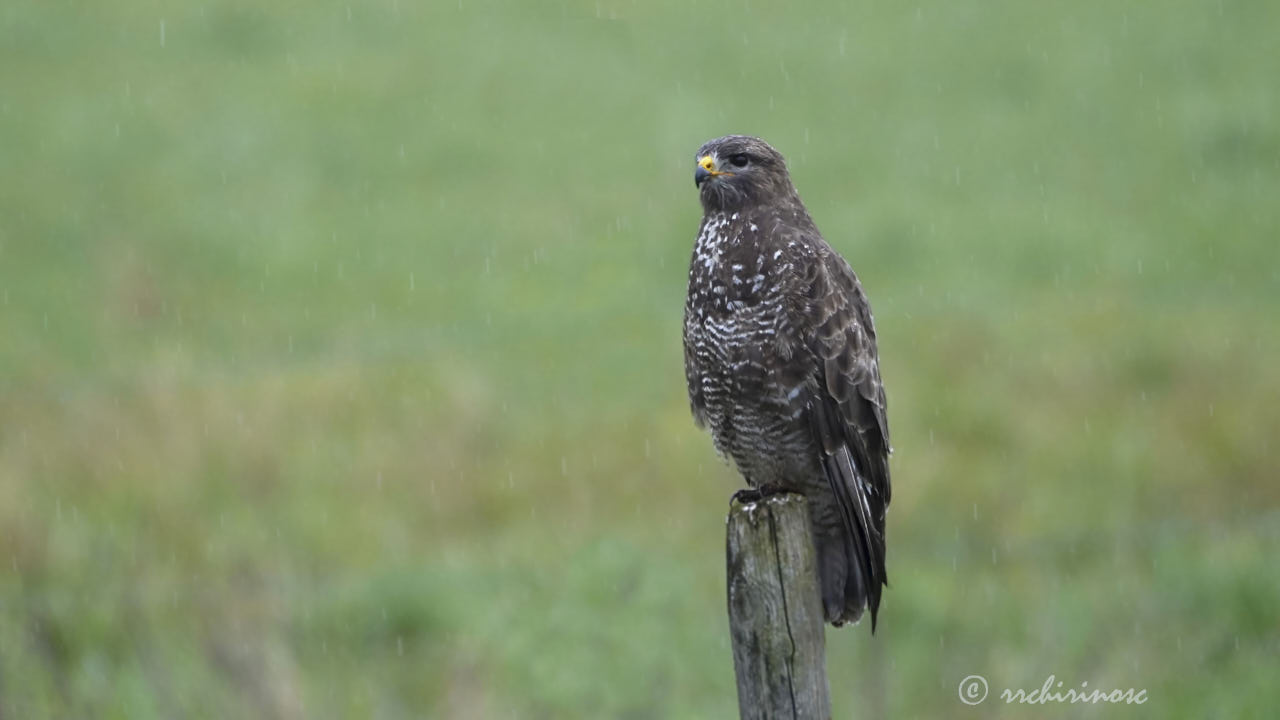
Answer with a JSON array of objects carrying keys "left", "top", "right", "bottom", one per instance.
[
  {"left": 687, "top": 214, "right": 787, "bottom": 318},
  {"left": 684, "top": 209, "right": 816, "bottom": 480}
]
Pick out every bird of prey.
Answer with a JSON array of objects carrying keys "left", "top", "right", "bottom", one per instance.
[{"left": 682, "top": 135, "right": 891, "bottom": 629}]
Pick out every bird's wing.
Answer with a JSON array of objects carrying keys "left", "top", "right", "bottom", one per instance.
[{"left": 785, "top": 238, "right": 891, "bottom": 626}]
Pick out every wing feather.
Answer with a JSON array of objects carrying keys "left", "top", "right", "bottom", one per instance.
[{"left": 792, "top": 243, "right": 891, "bottom": 627}]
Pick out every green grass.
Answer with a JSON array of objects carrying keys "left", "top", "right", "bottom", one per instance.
[{"left": 2, "top": 0, "right": 1278, "bottom": 717}]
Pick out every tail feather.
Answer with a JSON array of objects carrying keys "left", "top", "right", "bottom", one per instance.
[
  {"left": 812, "top": 398, "right": 888, "bottom": 630},
  {"left": 828, "top": 444, "right": 886, "bottom": 628}
]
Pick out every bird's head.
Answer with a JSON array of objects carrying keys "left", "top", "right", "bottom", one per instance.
[{"left": 694, "top": 135, "right": 796, "bottom": 213}]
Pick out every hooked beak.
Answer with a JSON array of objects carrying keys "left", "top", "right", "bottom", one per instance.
[{"left": 695, "top": 154, "right": 731, "bottom": 187}]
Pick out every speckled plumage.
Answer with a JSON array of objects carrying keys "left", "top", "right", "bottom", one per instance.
[{"left": 683, "top": 135, "right": 891, "bottom": 629}]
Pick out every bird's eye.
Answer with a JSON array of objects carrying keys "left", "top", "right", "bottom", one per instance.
[{"left": 729, "top": 154, "right": 749, "bottom": 168}]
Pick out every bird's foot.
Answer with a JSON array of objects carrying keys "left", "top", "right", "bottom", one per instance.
[{"left": 732, "top": 484, "right": 789, "bottom": 505}]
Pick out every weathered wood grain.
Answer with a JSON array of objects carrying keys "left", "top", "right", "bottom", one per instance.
[{"left": 726, "top": 493, "right": 832, "bottom": 720}]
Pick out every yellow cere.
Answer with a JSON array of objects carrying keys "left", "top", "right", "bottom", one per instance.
[{"left": 699, "top": 155, "right": 730, "bottom": 176}]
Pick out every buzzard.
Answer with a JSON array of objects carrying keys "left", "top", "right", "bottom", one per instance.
[{"left": 682, "top": 135, "right": 891, "bottom": 629}]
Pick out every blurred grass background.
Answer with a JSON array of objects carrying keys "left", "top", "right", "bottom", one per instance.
[{"left": 2, "top": 0, "right": 1278, "bottom": 717}]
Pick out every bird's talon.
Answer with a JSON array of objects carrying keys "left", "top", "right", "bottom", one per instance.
[{"left": 733, "top": 485, "right": 791, "bottom": 506}]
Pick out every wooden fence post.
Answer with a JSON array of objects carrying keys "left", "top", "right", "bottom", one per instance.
[{"left": 726, "top": 493, "right": 832, "bottom": 720}]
